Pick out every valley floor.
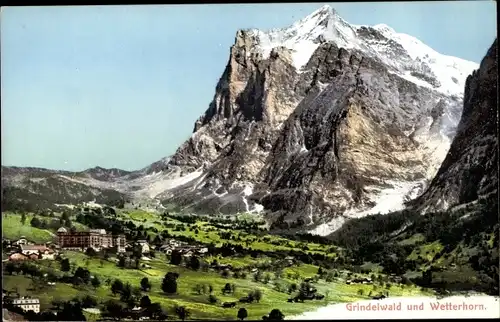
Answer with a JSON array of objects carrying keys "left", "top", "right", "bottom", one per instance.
[{"left": 3, "top": 205, "right": 496, "bottom": 320}]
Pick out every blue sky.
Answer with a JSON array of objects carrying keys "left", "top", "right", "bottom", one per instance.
[{"left": 1, "top": 1, "right": 497, "bottom": 171}]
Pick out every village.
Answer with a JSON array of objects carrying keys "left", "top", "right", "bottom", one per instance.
[
  {"left": 2, "top": 226, "right": 211, "bottom": 316},
  {"left": 1, "top": 207, "right": 410, "bottom": 321}
]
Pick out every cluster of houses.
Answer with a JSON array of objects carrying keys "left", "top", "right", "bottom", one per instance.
[
  {"left": 3, "top": 231, "right": 211, "bottom": 264},
  {"left": 157, "top": 238, "right": 208, "bottom": 258},
  {"left": 3, "top": 227, "right": 129, "bottom": 263},
  {"left": 346, "top": 277, "right": 373, "bottom": 285},
  {"left": 3, "top": 237, "right": 58, "bottom": 262}
]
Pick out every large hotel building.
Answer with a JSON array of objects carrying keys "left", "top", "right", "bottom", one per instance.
[{"left": 57, "top": 227, "right": 126, "bottom": 252}]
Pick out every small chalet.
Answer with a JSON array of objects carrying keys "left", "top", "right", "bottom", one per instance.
[
  {"left": 284, "top": 256, "right": 295, "bottom": 266},
  {"left": 136, "top": 240, "right": 151, "bottom": 254},
  {"left": 13, "top": 237, "right": 32, "bottom": 247},
  {"left": 127, "top": 306, "right": 147, "bottom": 320},
  {"left": 159, "top": 244, "right": 174, "bottom": 254},
  {"left": 196, "top": 247, "right": 208, "bottom": 255}
]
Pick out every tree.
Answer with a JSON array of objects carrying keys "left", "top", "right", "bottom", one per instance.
[
  {"left": 86, "top": 247, "right": 97, "bottom": 257},
  {"left": 81, "top": 295, "right": 98, "bottom": 308},
  {"left": 170, "top": 250, "right": 183, "bottom": 265},
  {"left": 222, "top": 283, "right": 232, "bottom": 294},
  {"left": 238, "top": 308, "right": 248, "bottom": 321},
  {"left": 111, "top": 279, "right": 124, "bottom": 295},
  {"left": 188, "top": 256, "right": 201, "bottom": 271},
  {"left": 252, "top": 289, "right": 263, "bottom": 303},
  {"left": 91, "top": 276, "right": 101, "bottom": 288},
  {"left": 208, "top": 294, "right": 218, "bottom": 304},
  {"left": 59, "top": 301, "right": 87, "bottom": 321},
  {"left": 162, "top": 272, "right": 179, "bottom": 294},
  {"left": 132, "top": 244, "right": 142, "bottom": 260},
  {"left": 120, "top": 283, "right": 134, "bottom": 307},
  {"left": 30, "top": 216, "right": 41, "bottom": 228},
  {"left": 61, "top": 211, "right": 70, "bottom": 222},
  {"left": 5, "top": 262, "right": 17, "bottom": 275},
  {"left": 263, "top": 273, "right": 272, "bottom": 284},
  {"left": 103, "top": 300, "right": 124, "bottom": 320},
  {"left": 153, "top": 235, "right": 163, "bottom": 245},
  {"left": 74, "top": 267, "right": 91, "bottom": 284},
  {"left": 140, "top": 277, "right": 151, "bottom": 291},
  {"left": 118, "top": 256, "right": 126, "bottom": 268},
  {"left": 175, "top": 305, "right": 190, "bottom": 321},
  {"left": 140, "top": 295, "right": 152, "bottom": 308},
  {"left": 268, "top": 309, "right": 285, "bottom": 320}
]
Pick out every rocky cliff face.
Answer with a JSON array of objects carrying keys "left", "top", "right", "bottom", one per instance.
[
  {"left": 154, "top": 6, "right": 477, "bottom": 233},
  {"left": 409, "top": 38, "right": 498, "bottom": 213}
]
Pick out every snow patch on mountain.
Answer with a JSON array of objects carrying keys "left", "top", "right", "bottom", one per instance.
[
  {"left": 127, "top": 169, "right": 205, "bottom": 199},
  {"left": 308, "top": 179, "right": 426, "bottom": 236},
  {"left": 346, "top": 180, "right": 427, "bottom": 218}
]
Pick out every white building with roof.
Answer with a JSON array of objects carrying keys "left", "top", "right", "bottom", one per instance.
[{"left": 13, "top": 297, "right": 40, "bottom": 313}]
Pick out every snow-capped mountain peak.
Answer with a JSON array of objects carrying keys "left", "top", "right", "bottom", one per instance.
[{"left": 245, "top": 5, "right": 478, "bottom": 97}]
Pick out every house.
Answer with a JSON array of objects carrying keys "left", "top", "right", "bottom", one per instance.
[
  {"left": 20, "top": 245, "right": 52, "bottom": 257},
  {"left": 136, "top": 240, "right": 151, "bottom": 254},
  {"left": 218, "top": 264, "right": 233, "bottom": 270},
  {"left": 12, "top": 297, "right": 40, "bottom": 313},
  {"left": 8, "top": 253, "right": 29, "bottom": 261},
  {"left": 13, "top": 238, "right": 31, "bottom": 247},
  {"left": 284, "top": 256, "right": 295, "bottom": 266},
  {"left": 181, "top": 250, "right": 194, "bottom": 258},
  {"left": 40, "top": 249, "right": 56, "bottom": 260},
  {"left": 127, "top": 306, "right": 147, "bottom": 320},
  {"left": 159, "top": 244, "right": 175, "bottom": 254},
  {"left": 197, "top": 247, "right": 208, "bottom": 255}
]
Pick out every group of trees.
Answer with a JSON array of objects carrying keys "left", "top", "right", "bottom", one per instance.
[
  {"left": 3, "top": 259, "right": 101, "bottom": 289},
  {"left": 28, "top": 213, "right": 73, "bottom": 231}
]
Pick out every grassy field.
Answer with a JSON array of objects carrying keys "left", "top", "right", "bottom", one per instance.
[
  {"left": 121, "top": 210, "right": 338, "bottom": 259},
  {"left": 3, "top": 209, "right": 435, "bottom": 320},
  {"left": 2, "top": 213, "right": 55, "bottom": 243},
  {"left": 2, "top": 212, "right": 89, "bottom": 244},
  {"left": 4, "top": 247, "right": 431, "bottom": 321}
]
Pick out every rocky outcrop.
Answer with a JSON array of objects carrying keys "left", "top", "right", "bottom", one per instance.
[
  {"left": 156, "top": 7, "right": 474, "bottom": 231},
  {"left": 409, "top": 38, "right": 498, "bottom": 212}
]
